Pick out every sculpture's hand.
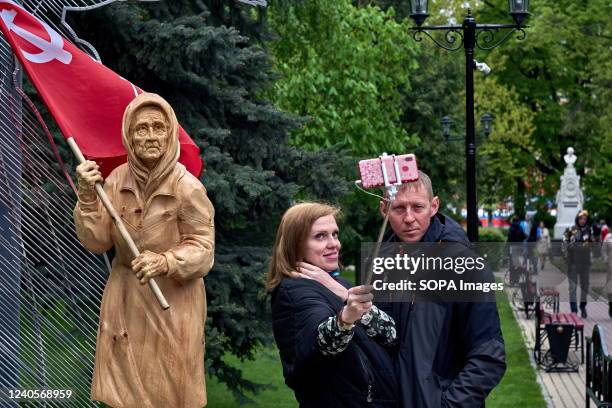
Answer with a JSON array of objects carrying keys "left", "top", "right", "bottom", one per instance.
[
  {"left": 76, "top": 160, "right": 103, "bottom": 202},
  {"left": 131, "top": 250, "right": 169, "bottom": 284}
]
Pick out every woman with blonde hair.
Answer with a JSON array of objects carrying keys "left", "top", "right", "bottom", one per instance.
[{"left": 268, "top": 202, "right": 398, "bottom": 407}]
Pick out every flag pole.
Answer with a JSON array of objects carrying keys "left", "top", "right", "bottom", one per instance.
[{"left": 66, "top": 137, "right": 170, "bottom": 310}]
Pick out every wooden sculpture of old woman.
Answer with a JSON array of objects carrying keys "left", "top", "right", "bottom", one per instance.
[{"left": 73, "top": 92, "right": 215, "bottom": 408}]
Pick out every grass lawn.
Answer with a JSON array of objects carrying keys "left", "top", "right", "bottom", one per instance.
[
  {"left": 206, "top": 347, "right": 297, "bottom": 408},
  {"left": 207, "top": 279, "right": 546, "bottom": 407},
  {"left": 487, "top": 291, "right": 547, "bottom": 407}
]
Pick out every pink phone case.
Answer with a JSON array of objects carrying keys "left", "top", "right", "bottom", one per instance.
[
  {"left": 358, "top": 154, "right": 419, "bottom": 188},
  {"left": 395, "top": 154, "right": 419, "bottom": 181}
]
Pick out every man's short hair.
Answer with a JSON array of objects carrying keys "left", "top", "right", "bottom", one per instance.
[{"left": 385, "top": 170, "right": 434, "bottom": 200}]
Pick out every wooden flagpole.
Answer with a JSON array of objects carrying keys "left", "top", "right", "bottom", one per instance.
[{"left": 67, "top": 137, "right": 170, "bottom": 310}]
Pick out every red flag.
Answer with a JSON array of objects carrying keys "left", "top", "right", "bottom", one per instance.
[{"left": 0, "top": 0, "right": 203, "bottom": 177}]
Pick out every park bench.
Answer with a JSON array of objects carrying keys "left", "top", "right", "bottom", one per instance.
[
  {"left": 586, "top": 325, "right": 612, "bottom": 407},
  {"left": 540, "top": 287, "right": 560, "bottom": 313},
  {"left": 507, "top": 264, "right": 538, "bottom": 319},
  {"left": 534, "top": 293, "right": 584, "bottom": 372}
]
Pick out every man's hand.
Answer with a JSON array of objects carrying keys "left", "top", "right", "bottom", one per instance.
[
  {"left": 341, "top": 285, "right": 374, "bottom": 325},
  {"left": 292, "top": 261, "right": 349, "bottom": 301},
  {"left": 131, "top": 250, "right": 169, "bottom": 284},
  {"left": 76, "top": 160, "right": 103, "bottom": 202}
]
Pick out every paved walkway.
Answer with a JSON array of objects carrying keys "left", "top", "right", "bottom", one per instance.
[{"left": 502, "top": 259, "right": 612, "bottom": 408}]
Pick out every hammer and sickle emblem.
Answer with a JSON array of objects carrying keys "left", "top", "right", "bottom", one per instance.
[{"left": 0, "top": 7, "right": 72, "bottom": 64}]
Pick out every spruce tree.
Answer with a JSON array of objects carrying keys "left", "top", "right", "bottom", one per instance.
[{"left": 68, "top": 0, "right": 347, "bottom": 397}]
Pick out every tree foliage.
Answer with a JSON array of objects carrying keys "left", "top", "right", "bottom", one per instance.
[
  {"left": 475, "top": 77, "right": 535, "bottom": 209},
  {"left": 481, "top": 0, "right": 611, "bottom": 219},
  {"left": 269, "top": 0, "right": 420, "bottom": 155}
]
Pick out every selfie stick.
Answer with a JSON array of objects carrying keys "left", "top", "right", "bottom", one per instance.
[
  {"left": 67, "top": 137, "right": 170, "bottom": 310},
  {"left": 362, "top": 153, "right": 404, "bottom": 286}
]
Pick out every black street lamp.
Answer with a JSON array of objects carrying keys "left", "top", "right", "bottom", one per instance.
[
  {"left": 480, "top": 112, "right": 493, "bottom": 137},
  {"left": 509, "top": 0, "right": 530, "bottom": 26},
  {"left": 441, "top": 115, "right": 453, "bottom": 139},
  {"left": 409, "top": 0, "right": 528, "bottom": 242},
  {"left": 441, "top": 113, "right": 493, "bottom": 142}
]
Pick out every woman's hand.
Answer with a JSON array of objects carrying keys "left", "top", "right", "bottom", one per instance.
[
  {"left": 292, "top": 261, "right": 349, "bottom": 301},
  {"left": 340, "top": 285, "right": 374, "bottom": 325},
  {"left": 76, "top": 160, "right": 103, "bottom": 202},
  {"left": 131, "top": 250, "right": 169, "bottom": 284}
]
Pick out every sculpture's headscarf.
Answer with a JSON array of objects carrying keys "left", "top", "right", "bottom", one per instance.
[{"left": 121, "top": 93, "right": 180, "bottom": 199}]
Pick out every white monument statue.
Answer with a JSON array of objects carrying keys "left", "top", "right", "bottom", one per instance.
[{"left": 554, "top": 147, "right": 584, "bottom": 239}]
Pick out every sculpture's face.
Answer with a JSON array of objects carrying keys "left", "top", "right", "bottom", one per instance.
[
  {"left": 568, "top": 147, "right": 575, "bottom": 155},
  {"left": 132, "top": 107, "right": 169, "bottom": 168}
]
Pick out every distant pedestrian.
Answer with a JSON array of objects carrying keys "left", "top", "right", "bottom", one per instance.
[
  {"left": 508, "top": 216, "right": 527, "bottom": 272},
  {"left": 600, "top": 219, "right": 609, "bottom": 242},
  {"left": 603, "top": 232, "right": 612, "bottom": 318},
  {"left": 508, "top": 216, "right": 527, "bottom": 242},
  {"left": 508, "top": 215, "right": 527, "bottom": 272},
  {"left": 564, "top": 210, "right": 594, "bottom": 318},
  {"left": 593, "top": 219, "right": 603, "bottom": 257},
  {"left": 537, "top": 221, "right": 551, "bottom": 269},
  {"left": 520, "top": 214, "right": 531, "bottom": 238},
  {"left": 593, "top": 219, "right": 602, "bottom": 241},
  {"left": 526, "top": 217, "right": 539, "bottom": 273}
]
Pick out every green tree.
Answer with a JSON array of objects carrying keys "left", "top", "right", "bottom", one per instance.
[
  {"left": 361, "top": 0, "right": 473, "bottom": 22},
  {"left": 396, "top": 2, "right": 538, "bottom": 217},
  {"left": 267, "top": 0, "right": 425, "bottom": 267},
  {"left": 480, "top": 0, "right": 612, "bottom": 219},
  {"left": 67, "top": 0, "right": 347, "bottom": 398},
  {"left": 474, "top": 77, "right": 535, "bottom": 215},
  {"left": 267, "top": 1, "right": 478, "bottom": 261},
  {"left": 399, "top": 44, "right": 465, "bottom": 212},
  {"left": 269, "top": 0, "right": 420, "bottom": 155}
]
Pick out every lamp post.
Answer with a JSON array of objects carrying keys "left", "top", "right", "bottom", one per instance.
[
  {"left": 441, "top": 113, "right": 493, "bottom": 142},
  {"left": 409, "top": 0, "right": 529, "bottom": 242},
  {"left": 480, "top": 112, "right": 493, "bottom": 137}
]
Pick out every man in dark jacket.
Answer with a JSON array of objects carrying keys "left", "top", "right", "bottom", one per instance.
[
  {"left": 507, "top": 216, "right": 527, "bottom": 283},
  {"left": 564, "top": 210, "right": 594, "bottom": 317},
  {"left": 507, "top": 216, "right": 527, "bottom": 243},
  {"left": 378, "top": 171, "right": 506, "bottom": 408}
]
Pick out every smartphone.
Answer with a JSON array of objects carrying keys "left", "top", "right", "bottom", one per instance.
[{"left": 358, "top": 154, "right": 419, "bottom": 189}]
